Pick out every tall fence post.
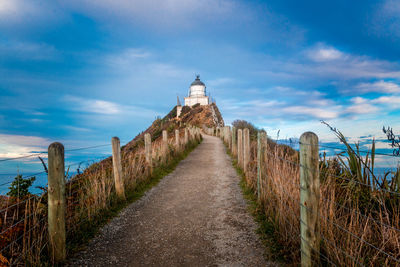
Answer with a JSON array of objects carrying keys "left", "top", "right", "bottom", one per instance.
[
  {"left": 227, "top": 126, "right": 232, "bottom": 150},
  {"left": 243, "top": 128, "right": 250, "bottom": 173},
  {"left": 175, "top": 129, "right": 180, "bottom": 149},
  {"left": 237, "top": 129, "right": 243, "bottom": 167},
  {"left": 48, "top": 142, "right": 66, "bottom": 263},
  {"left": 232, "top": 127, "right": 237, "bottom": 156},
  {"left": 112, "top": 137, "right": 125, "bottom": 199},
  {"left": 257, "top": 132, "right": 262, "bottom": 199},
  {"left": 184, "top": 128, "right": 188, "bottom": 145},
  {"left": 162, "top": 130, "right": 168, "bottom": 160},
  {"left": 300, "top": 132, "right": 320, "bottom": 267},
  {"left": 145, "top": 133, "right": 152, "bottom": 172}
]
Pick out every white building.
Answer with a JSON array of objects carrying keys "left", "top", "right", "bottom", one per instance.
[{"left": 184, "top": 75, "right": 210, "bottom": 106}]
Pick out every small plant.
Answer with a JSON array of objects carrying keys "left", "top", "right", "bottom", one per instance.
[
  {"left": 383, "top": 126, "right": 400, "bottom": 156},
  {"left": 7, "top": 174, "right": 35, "bottom": 198}
]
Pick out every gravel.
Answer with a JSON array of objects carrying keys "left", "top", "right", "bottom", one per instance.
[{"left": 68, "top": 135, "right": 278, "bottom": 267}]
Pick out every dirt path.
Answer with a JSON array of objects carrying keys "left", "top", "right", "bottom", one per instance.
[{"left": 69, "top": 134, "right": 276, "bottom": 266}]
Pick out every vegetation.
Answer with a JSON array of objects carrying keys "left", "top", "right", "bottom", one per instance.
[
  {"left": 7, "top": 175, "right": 36, "bottom": 198},
  {"left": 223, "top": 121, "right": 400, "bottom": 266},
  {"left": 232, "top": 119, "right": 264, "bottom": 141},
  {"left": 0, "top": 113, "right": 203, "bottom": 265},
  {"left": 383, "top": 126, "right": 400, "bottom": 156}
]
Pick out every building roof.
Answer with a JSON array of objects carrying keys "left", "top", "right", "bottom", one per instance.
[{"left": 190, "top": 75, "right": 205, "bottom": 86}]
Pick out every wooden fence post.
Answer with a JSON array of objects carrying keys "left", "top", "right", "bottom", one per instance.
[
  {"left": 232, "top": 127, "right": 237, "bottom": 156},
  {"left": 300, "top": 132, "right": 320, "bottom": 267},
  {"left": 175, "top": 129, "right": 180, "bottom": 149},
  {"left": 48, "top": 142, "right": 66, "bottom": 263},
  {"left": 112, "top": 137, "right": 125, "bottom": 199},
  {"left": 227, "top": 126, "right": 232, "bottom": 150},
  {"left": 237, "top": 129, "right": 243, "bottom": 167},
  {"left": 162, "top": 130, "right": 168, "bottom": 159},
  {"left": 184, "top": 128, "right": 188, "bottom": 145},
  {"left": 257, "top": 132, "right": 261, "bottom": 199},
  {"left": 243, "top": 128, "right": 250, "bottom": 173},
  {"left": 145, "top": 133, "right": 152, "bottom": 172}
]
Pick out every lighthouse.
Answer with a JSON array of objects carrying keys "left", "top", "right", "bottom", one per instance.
[{"left": 184, "top": 75, "right": 210, "bottom": 106}]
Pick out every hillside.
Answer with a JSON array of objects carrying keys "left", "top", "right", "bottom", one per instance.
[{"left": 123, "top": 103, "right": 224, "bottom": 152}]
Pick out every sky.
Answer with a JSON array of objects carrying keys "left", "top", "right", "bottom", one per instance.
[{"left": 1, "top": 0, "right": 400, "bottom": 177}]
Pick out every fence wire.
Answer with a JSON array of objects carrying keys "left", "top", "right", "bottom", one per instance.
[{"left": 262, "top": 140, "right": 400, "bottom": 265}]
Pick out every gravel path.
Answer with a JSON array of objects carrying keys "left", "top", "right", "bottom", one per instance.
[{"left": 69, "top": 134, "right": 277, "bottom": 266}]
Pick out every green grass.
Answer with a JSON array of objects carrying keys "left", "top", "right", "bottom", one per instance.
[
  {"left": 227, "top": 150, "right": 286, "bottom": 265},
  {"left": 65, "top": 139, "right": 202, "bottom": 262}
]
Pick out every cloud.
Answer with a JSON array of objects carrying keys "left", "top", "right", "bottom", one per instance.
[
  {"left": 372, "top": 0, "right": 400, "bottom": 39},
  {"left": 62, "top": 0, "right": 237, "bottom": 30},
  {"left": 345, "top": 103, "right": 379, "bottom": 115},
  {"left": 0, "top": 41, "right": 59, "bottom": 61},
  {"left": 64, "top": 96, "right": 123, "bottom": 115},
  {"left": 64, "top": 126, "right": 92, "bottom": 132},
  {"left": 105, "top": 48, "right": 151, "bottom": 68},
  {"left": 371, "top": 96, "right": 400, "bottom": 107},
  {"left": 259, "top": 43, "right": 400, "bottom": 82},
  {"left": 282, "top": 106, "right": 339, "bottom": 119},
  {"left": 0, "top": 133, "right": 50, "bottom": 159},
  {"left": 355, "top": 80, "right": 400, "bottom": 94},
  {"left": 0, "top": 0, "right": 63, "bottom": 28},
  {"left": 64, "top": 95, "right": 157, "bottom": 119},
  {"left": 207, "top": 77, "right": 236, "bottom": 87},
  {"left": 308, "top": 45, "right": 344, "bottom": 62}
]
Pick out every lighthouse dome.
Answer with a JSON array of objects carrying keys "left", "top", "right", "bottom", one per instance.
[{"left": 189, "top": 75, "right": 206, "bottom": 97}]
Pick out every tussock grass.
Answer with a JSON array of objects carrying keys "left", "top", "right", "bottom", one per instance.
[
  {"left": 223, "top": 131, "right": 400, "bottom": 266},
  {"left": 0, "top": 125, "right": 202, "bottom": 266}
]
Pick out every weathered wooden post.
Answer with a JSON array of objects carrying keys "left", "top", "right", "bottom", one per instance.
[
  {"left": 223, "top": 126, "right": 227, "bottom": 143},
  {"left": 112, "top": 137, "right": 125, "bottom": 199},
  {"left": 300, "top": 132, "right": 320, "bottom": 267},
  {"left": 184, "top": 128, "right": 188, "bottom": 145},
  {"left": 162, "top": 130, "right": 168, "bottom": 159},
  {"left": 227, "top": 126, "right": 232, "bottom": 150},
  {"left": 237, "top": 129, "right": 243, "bottom": 167},
  {"left": 175, "top": 129, "right": 180, "bottom": 150},
  {"left": 145, "top": 133, "right": 152, "bottom": 172},
  {"left": 257, "top": 132, "right": 261, "bottom": 199},
  {"left": 232, "top": 127, "right": 237, "bottom": 156},
  {"left": 243, "top": 128, "right": 250, "bottom": 173},
  {"left": 48, "top": 142, "right": 66, "bottom": 263}
]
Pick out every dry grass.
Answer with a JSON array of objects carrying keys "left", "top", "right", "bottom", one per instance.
[
  {"left": 0, "top": 127, "right": 201, "bottom": 265},
  {"left": 228, "top": 134, "right": 400, "bottom": 266}
]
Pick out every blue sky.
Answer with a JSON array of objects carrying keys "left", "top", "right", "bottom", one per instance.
[{"left": 1, "top": 0, "right": 400, "bottom": 175}]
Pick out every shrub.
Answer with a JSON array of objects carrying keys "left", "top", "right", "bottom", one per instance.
[{"left": 7, "top": 175, "right": 35, "bottom": 198}]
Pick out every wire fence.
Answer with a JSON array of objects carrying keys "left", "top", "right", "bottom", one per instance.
[
  {"left": 0, "top": 127, "right": 202, "bottom": 265},
  {"left": 215, "top": 126, "right": 400, "bottom": 266},
  {"left": 0, "top": 140, "right": 121, "bottom": 265}
]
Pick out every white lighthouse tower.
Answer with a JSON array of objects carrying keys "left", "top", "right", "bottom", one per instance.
[{"left": 184, "top": 75, "right": 210, "bottom": 106}]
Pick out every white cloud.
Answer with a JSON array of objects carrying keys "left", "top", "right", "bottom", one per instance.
[
  {"left": 282, "top": 106, "right": 339, "bottom": 119},
  {"left": 351, "top": 96, "right": 368, "bottom": 104},
  {"left": 355, "top": 80, "right": 400, "bottom": 94},
  {"left": 64, "top": 95, "right": 157, "bottom": 118},
  {"left": 308, "top": 45, "right": 343, "bottom": 62},
  {"left": 64, "top": 95, "right": 122, "bottom": 114},
  {"left": 371, "top": 96, "right": 400, "bottom": 107},
  {"left": 260, "top": 43, "right": 400, "bottom": 82},
  {"left": 0, "top": 133, "right": 50, "bottom": 159},
  {"left": 344, "top": 97, "right": 379, "bottom": 115},
  {"left": 345, "top": 103, "right": 379, "bottom": 115},
  {"left": 0, "top": 0, "right": 63, "bottom": 27}
]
